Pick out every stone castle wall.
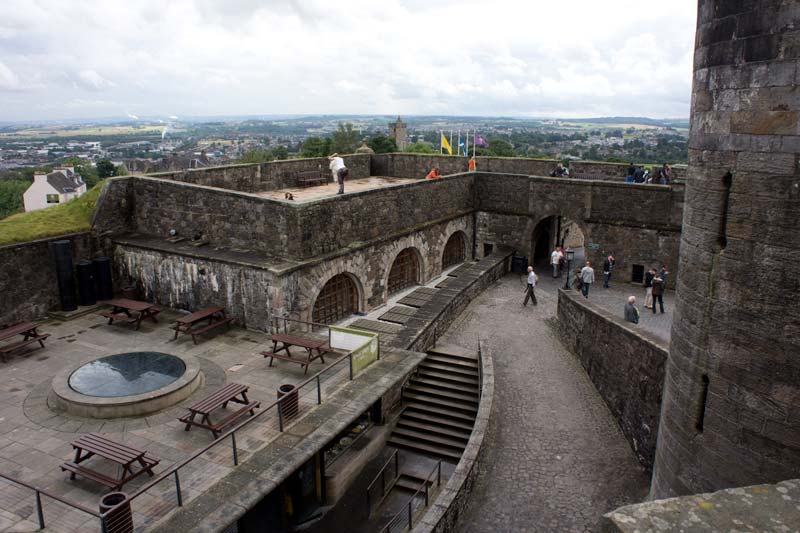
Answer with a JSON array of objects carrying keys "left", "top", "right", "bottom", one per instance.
[
  {"left": 474, "top": 175, "right": 683, "bottom": 286},
  {"left": 0, "top": 233, "right": 95, "bottom": 324},
  {"left": 111, "top": 215, "right": 473, "bottom": 329},
  {"left": 147, "top": 154, "right": 371, "bottom": 193},
  {"left": 651, "top": 0, "right": 800, "bottom": 498},
  {"left": 557, "top": 289, "right": 667, "bottom": 468}
]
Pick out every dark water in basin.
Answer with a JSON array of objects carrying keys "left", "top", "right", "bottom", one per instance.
[{"left": 69, "top": 352, "right": 186, "bottom": 397}]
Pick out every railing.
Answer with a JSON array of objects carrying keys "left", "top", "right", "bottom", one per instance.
[
  {"left": 0, "top": 474, "right": 102, "bottom": 530},
  {"left": 380, "top": 461, "right": 442, "bottom": 533},
  {"left": 366, "top": 449, "right": 400, "bottom": 516},
  {"left": 1, "top": 317, "right": 360, "bottom": 532},
  {"left": 477, "top": 338, "right": 484, "bottom": 399}
]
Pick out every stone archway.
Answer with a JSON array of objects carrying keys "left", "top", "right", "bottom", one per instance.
[
  {"left": 530, "top": 215, "right": 587, "bottom": 266},
  {"left": 442, "top": 231, "right": 467, "bottom": 270},
  {"left": 386, "top": 247, "right": 422, "bottom": 297},
  {"left": 311, "top": 273, "right": 361, "bottom": 325}
]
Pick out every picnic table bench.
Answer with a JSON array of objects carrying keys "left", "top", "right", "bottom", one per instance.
[
  {"left": 262, "top": 333, "right": 329, "bottom": 375},
  {"left": 100, "top": 298, "right": 160, "bottom": 330},
  {"left": 179, "top": 383, "right": 260, "bottom": 438},
  {"left": 296, "top": 170, "right": 328, "bottom": 188},
  {"left": 0, "top": 322, "right": 49, "bottom": 361},
  {"left": 61, "top": 433, "right": 159, "bottom": 490},
  {"left": 172, "top": 305, "right": 233, "bottom": 344}
]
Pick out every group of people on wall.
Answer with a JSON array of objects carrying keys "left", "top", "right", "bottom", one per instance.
[
  {"left": 625, "top": 162, "right": 673, "bottom": 185},
  {"left": 522, "top": 247, "right": 671, "bottom": 327}
]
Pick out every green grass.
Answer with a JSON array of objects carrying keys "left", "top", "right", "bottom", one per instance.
[{"left": 0, "top": 184, "right": 103, "bottom": 246}]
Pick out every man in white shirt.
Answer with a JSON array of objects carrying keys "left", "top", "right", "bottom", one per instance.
[
  {"left": 328, "top": 153, "right": 348, "bottom": 194},
  {"left": 551, "top": 248, "right": 562, "bottom": 278},
  {"left": 523, "top": 266, "right": 538, "bottom": 306},
  {"left": 580, "top": 261, "right": 595, "bottom": 299}
]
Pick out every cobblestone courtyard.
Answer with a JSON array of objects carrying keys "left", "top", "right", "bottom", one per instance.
[{"left": 441, "top": 274, "right": 651, "bottom": 532}]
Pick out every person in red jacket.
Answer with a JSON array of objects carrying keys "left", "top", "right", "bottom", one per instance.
[{"left": 425, "top": 167, "right": 441, "bottom": 179}]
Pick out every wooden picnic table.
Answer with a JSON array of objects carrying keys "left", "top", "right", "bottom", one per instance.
[
  {"left": 262, "top": 333, "right": 329, "bottom": 375},
  {"left": 179, "top": 383, "right": 260, "bottom": 438},
  {"left": 61, "top": 433, "right": 159, "bottom": 490},
  {"left": 100, "top": 298, "right": 161, "bottom": 330},
  {"left": 172, "top": 305, "right": 233, "bottom": 344},
  {"left": 0, "top": 322, "right": 49, "bottom": 361}
]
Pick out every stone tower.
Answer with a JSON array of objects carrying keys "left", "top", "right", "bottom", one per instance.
[
  {"left": 651, "top": 0, "right": 800, "bottom": 498},
  {"left": 388, "top": 116, "right": 407, "bottom": 151}
]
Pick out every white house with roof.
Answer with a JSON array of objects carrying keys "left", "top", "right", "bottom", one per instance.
[{"left": 22, "top": 167, "right": 87, "bottom": 212}]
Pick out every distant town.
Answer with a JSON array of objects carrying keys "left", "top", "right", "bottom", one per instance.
[{"left": 0, "top": 114, "right": 688, "bottom": 218}]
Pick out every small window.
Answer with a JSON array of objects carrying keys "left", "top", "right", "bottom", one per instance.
[
  {"left": 632, "top": 264, "right": 644, "bottom": 284},
  {"left": 46, "top": 194, "right": 60, "bottom": 204},
  {"left": 483, "top": 243, "right": 494, "bottom": 256}
]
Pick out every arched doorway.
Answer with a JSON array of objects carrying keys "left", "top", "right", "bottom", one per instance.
[
  {"left": 387, "top": 248, "right": 421, "bottom": 296},
  {"left": 442, "top": 231, "right": 467, "bottom": 270},
  {"left": 530, "top": 216, "right": 585, "bottom": 267},
  {"left": 312, "top": 273, "right": 360, "bottom": 325}
]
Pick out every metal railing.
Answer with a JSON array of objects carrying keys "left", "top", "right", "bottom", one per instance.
[
  {"left": 366, "top": 449, "right": 400, "bottom": 516},
  {"left": 380, "top": 461, "right": 442, "bottom": 533},
  {"left": 0, "top": 317, "right": 361, "bottom": 532}
]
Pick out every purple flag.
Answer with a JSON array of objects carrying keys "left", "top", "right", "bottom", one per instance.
[{"left": 474, "top": 134, "right": 488, "bottom": 147}]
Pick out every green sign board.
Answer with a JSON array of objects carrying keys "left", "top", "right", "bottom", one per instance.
[
  {"left": 351, "top": 335, "right": 379, "bottom": 377},
  {"left": 586, "top": 242, "right": 601, "bottom": 250}
]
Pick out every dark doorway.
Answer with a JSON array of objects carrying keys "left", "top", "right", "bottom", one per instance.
[
  {"left": 531, "top": 217, "right": 557, "bottom": 267},
  {"left": 387, "top": 248, "right": 420, "bottom": 296},
  {"left": 442, "top": 231, "right": 467, "bottom": 269}
]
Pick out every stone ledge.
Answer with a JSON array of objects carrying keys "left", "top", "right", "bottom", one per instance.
[
  {"left": 149, "top": 347, "right": 425, "bottom": 533},
  {"left": 604, "top": 478, "right": 800, "bottom": 532}
]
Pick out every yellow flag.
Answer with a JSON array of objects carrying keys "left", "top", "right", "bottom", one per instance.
[{"left": 441, "top": 133, "right": 452, "bottom": 155}]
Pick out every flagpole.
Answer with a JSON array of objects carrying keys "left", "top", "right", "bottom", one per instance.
[
  {"left": 473, "top": 131, "right": 477, "bottom": 158},
  {"left": 449, "top": 130, "right": 453, "bottom": 156},
  {"left": 466, "top": 129, "right": 470, "bottom": 157},
  {"left": 440, "top": 130, "right": 443, "bottom": 154}
]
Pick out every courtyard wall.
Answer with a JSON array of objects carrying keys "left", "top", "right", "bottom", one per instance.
[
  {"left": 557, "top": 288, "right": 667, "bottom": 468},
  {"left": 0, "top": 233, "right": 95, "bottom": 325}
]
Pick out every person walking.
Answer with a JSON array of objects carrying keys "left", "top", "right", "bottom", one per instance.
[
  {"left": 652, "top": 274, "right": 665, "bottom": 314},
  {"left": 644, "top": 267, "right": 656, "bottom": 309},
  {"left": 579, "top": 261, "right": 595, "bottom": 298},
  {"left": 659, "top": 265, "right": 670, "bottom": 289},
  {"left": 602, "top": 254, "right": 615, "bottom": 288},
  {"left": 551, "top": 247, "right": 562, "bottom": 278},
  {"left": 523, "top": 266, "right": 538, "bottom": 306},
  {"left": 624, "top": 296, "right": 640, "bottom": 324},
  {"left": 328, "top": 153, "right": 348, "bottom": 194}
]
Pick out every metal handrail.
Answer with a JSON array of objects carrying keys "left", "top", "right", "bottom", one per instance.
[
  {"left": 0, "top": 316, "right": 366, "bottom": 531},
  {"left": 380, "top": 460, "right": 442, "bottom": 533},
  {"left": 366, "top": 449, "right": 400, "bottom": 514},
  {"left": 477, "top": 338, "right": 484, "bottom": 399},
  {"left": 0, "top": 473, "right": 101, "bottom": 530},
  {"left": 127, "top": 349, "right": 354, "bottom": 502}
]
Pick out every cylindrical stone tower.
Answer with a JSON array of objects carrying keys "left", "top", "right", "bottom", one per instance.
[{"left": 651, "top": 0, "right": 800, "bottom": 498}]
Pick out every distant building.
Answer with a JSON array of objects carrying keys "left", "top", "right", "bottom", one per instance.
[
  {"left": 22, "top": 167, "right": 87, "bottom": 212},
  {"left": 388, "top": 116, "right": 407, "bottom": 151}
]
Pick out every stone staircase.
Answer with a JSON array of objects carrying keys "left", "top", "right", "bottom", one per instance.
[{"left": 388, "top": 345, "right": 480, "bottom": 462}]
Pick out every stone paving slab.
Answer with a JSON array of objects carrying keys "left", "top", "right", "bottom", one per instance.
[{"left": 0, "top": 308, "right": 353, "bottom": 531}]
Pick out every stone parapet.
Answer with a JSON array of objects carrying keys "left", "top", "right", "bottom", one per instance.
[
  {"left": 557, "top": 289, "right": 667, "bottom": 468},
  {"left": 604, "top": 478, "right": 800, "bottom": 532}
]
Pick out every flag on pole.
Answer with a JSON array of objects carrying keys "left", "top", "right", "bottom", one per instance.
[
  {"left": 474, "top": 133, "right": 488, "bottom": 147},
  {"left": 441, "top": 132, "right": 452, "bottom": 155},
  {"left": 457, "top": 131, "right": 465, "bottom": 156}
]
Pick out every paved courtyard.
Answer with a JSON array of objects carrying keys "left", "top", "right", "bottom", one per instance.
[
  {"left": 0, "top": 309, "right": 351, "bottom": 531},
  {"left": 441, "top": 274, "right": 651, "bottom": 532}
]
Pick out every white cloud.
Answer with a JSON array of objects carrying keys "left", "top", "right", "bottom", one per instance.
[{"left": 0, "top": 0, "right": 697, "bottom": 120}]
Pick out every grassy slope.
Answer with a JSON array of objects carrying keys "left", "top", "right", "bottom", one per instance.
[{"left": 0, "top": 184, "right": 102, "bottom": 246}]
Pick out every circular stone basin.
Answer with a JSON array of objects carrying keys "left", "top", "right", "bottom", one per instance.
[
  {"left": 52, "top": 352, "right": 203, "bottom": 419},
  {"left": 69, "top": 352, "right": 186, "bottom": 397}
]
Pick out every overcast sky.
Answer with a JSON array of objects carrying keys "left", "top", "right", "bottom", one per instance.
[{"left": 0, "top": 0, "right": 698, "bottom": 122}]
